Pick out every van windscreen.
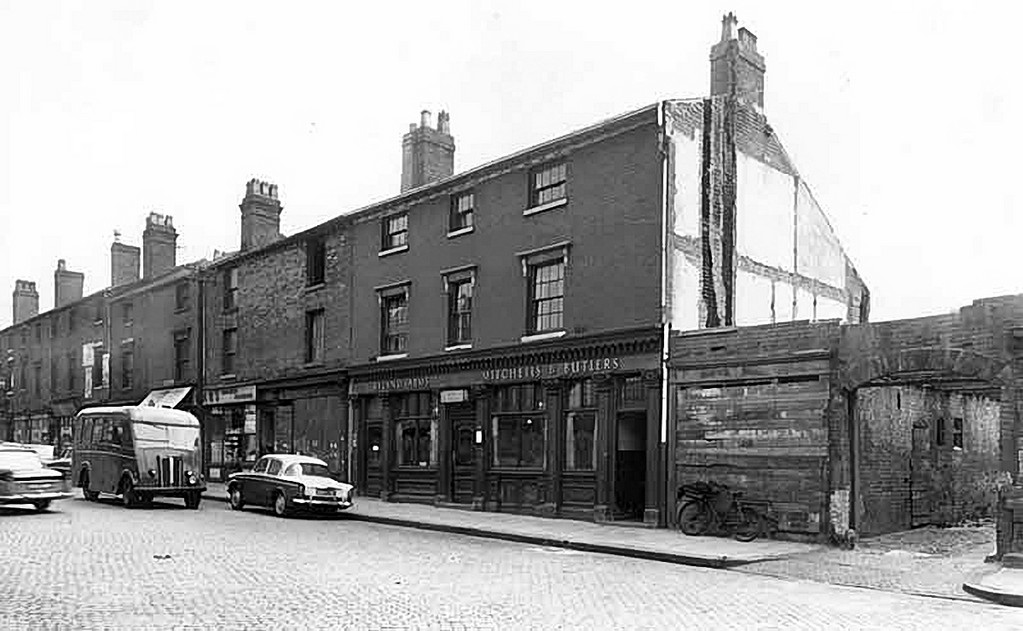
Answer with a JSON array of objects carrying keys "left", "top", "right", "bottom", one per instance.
[{"left": 132, "top": 422, "right": 199, "bottom": 450}]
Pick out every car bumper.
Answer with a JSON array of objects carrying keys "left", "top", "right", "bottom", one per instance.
[
  {"left": 136, "top": 485, "right": 207, "bottom": 495},
  {"left": 292, "top": 497, "right": 353, "bottom": 510},
  {"left": 0, "top": 491, "right": 73, "bottom": 504}
]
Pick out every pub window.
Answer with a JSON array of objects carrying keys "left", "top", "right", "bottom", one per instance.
[
  {"left": 175, "top": 282, "right": 191, "bottom": 311},
  {"left": 565, "top": 379, "right": 597, "bottom": 471},
  {"left": 491, "top": 383, "right": 546, "bottom": 469},
  {"left": 394, "top": 392, "right": 436, "bottom": 467},
  {"left": 174, "top": 330, "right": 191, "bottom": 382},
  {"left": 444, "top": 270, "right": 474, "bottom": 346},
  {"left": 223, "top": 328, "right": 238, "bottom": 374},
  {"left": 223, "top": 268, "right": 239, "bottom": 311},
  {"left": 620, "top": 376, "right": 645, "bottom": 407},
  {"left": 953, "top": 417, "right": 964, "bottom": 450},
  {"left": 528, "top": 259, "right": 565, "bottom": 334},
  {"left": 379, "top": 285, "right": 409, "bottom": 356},
  {"left": 529, "top": 161, "right": 567, "bottom": 208},
  {"left": 449, "top": 191, "right": 475, "bottom": 233},
  {"left": 935, "top": 417, "right": 947, "bottom": 446},
  {"left": 382, "top": 213, "right": 408, "bottom": 252},
  {"left": 121, "top": 342, "right": 134, "bottom": 390},
  {"left": 306, "top": 236, "right": 326, "bottom": 286},
  {"left": 304, "top": 310, "right": 324, "bottom": 364}
]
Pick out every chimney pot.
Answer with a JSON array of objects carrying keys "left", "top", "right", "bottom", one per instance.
[
  {"left": 420, "top": 110, "right": 432, "bottom": 129},
  {"left": 401, "top": 109, "right": 455, "bottom": 193},
  {"left": 239, "top": 178, "right": 283, "bottom": 251}
]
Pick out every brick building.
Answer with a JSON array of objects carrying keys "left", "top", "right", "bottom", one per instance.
[{"left": 0, "top": 214, "right": 207, "bottom": 451}]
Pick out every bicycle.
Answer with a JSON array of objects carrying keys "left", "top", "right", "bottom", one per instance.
[{"left": 675, "top": 480, "right": 764, "bottom": 542}]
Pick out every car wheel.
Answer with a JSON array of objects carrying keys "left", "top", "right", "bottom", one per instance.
[
  {"left": 122, "top": 479, "right": 138, "bottom": 509},
  {"left": 138, "top": 493, "right": 153, "bottom": 508},
  {"left": 272, "top": 492, "right": 289, "bottom": 518},
  {"left": 33, "top": 500, "right": 51, "bottom": 512},
  {"left": 184, "top": 492, "right": 201, "bottom": 510},
  {"left": 228, "top": 486, "right": 245, "bottom": 511}
]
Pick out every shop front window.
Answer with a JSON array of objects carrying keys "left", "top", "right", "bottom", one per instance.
[
  {"left": 565, "top": 379, "right": 597, "bottom": 471},
  {"left": 491, "top": 383, "right": 546, "bottom": 469},
  {"left": 393, "top": 392, "right": 436, "bottom": 467}
]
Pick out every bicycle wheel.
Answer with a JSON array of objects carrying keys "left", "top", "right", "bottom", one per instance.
[
  {"left": 677, "top": 501, "right": 711, "bottom": 536},
  {"left": 733, "top": 508, "right": 761, "bottom": 542}
]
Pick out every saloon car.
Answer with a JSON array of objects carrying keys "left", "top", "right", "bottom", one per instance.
[
  {"left": 226, "top": 454, "right": 354, "bottom": 517},
  {"left": 0, "top": 443, "right": 72, "bottom": 511}
]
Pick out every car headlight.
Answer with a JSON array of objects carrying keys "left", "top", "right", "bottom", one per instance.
[{"left": 298, "top": 485, "right": 306, "bottom": 497}]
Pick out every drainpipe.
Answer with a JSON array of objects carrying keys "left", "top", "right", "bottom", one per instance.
[
  {"left": 657, "top": 100, "right": 672, "bottom": 525},
  {"left": 195, "top": 269, "right": 207, "bottom": 476}
]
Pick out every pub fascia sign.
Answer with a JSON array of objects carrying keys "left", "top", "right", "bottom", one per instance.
[
  {"left": 203, "top": 384, "right": 257, "bottom": 405},
  {"left": 360, "top": 357, "right": 626, "bottom": 392}
]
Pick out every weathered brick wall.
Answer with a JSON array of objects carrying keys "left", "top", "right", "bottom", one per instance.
[{"left": 203, "top": 229, "right": 351, "bottom": 386}]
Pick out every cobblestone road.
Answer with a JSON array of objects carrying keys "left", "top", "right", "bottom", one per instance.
[{"left": 2, "top": 498, "right": 1021, "bottom": 630}]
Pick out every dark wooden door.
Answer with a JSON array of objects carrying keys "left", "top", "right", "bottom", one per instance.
[
  {"left": 910, "top": 422, "right": 932, "bottom": 527},
  {"left": 449, "top": 403, "right": 476, "bottom": 504},
  {"left": 614, "top": 411, "right": 647, "bottom": 520},
  {"left": 364, "top": 422, "right": 383, "bottom": 496}
]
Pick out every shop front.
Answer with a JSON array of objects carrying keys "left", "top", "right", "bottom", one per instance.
[
  {"left": 349, "top": 331, "right": 666, "bottom": 525},
  {"left": 202, "top": 375, "right": 348, "bottom": 483}
]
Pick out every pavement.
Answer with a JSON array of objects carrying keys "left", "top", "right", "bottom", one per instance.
[
  {"left": 201, "top": 481, "right": 817, "bottom": 569},
  {"left": 5, "top": 497, "right": 1023, "bottom": 629}
]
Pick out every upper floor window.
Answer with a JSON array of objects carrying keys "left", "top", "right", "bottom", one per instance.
[
  {"left": 528, "top": 259, "right": 565, "bottom": 334},
  {"left": 529, "top": 162, "right": 567, "bottom": 208},
  {"left": 93, "top": 301, "right": 104, "bottom": 324},
  {"left": 444, "top": 272, "right": 474, "bottom": 347},
  {"left": 68, "top": 308, "right": 77, "bottom": 333},
  {"left": 449, "top": 191, "right": 475, "bottom": 233},
  {"left": 304, "top": 310, "right": 324, "bottom": 364},
  {"left": 306, "top": 236, "right": 326, "bottom": 286},
  {"left": 175, "top": 281, "right": 191, "bottom": 311},
  {"left": 34, "top": 323, "right": 41, "bottom": 343},
  {"left": 953, "top": 417, "right": 964, "bottom": 450},
  {"left": 49, "top": 316, "right": 58, "bottom": 338},
  {"left": 50, "top": 358, "right": 58, "bottom": 393},
  {"left": 67, "top": 351, "right": 77, "bottom": 391},
  {"left": 33, "top": 365, "right": 41, "bottom": 397},
  {"left": 382, "top": 213, "right": 408, "bottom": 252},
  {"left": 174, "top": 329, "right": 191, "bottom": 382},
  {"left": 379, "top": 285, "right": 409, "bottom": 356},
  {"left": 121, "top": 342, "right": 134, "bottom": 390},
  {"left": 222, "top": 328, "right": 238, "bottom": 375},
  {"left": 91, "top": 348, "right": 108, "bottom": 389},
  {"left": 223, "top": 268, "right": 239, "bottom": 311},
  {"left": 122, "top": 302, "right": 134, "bottom": 326}
]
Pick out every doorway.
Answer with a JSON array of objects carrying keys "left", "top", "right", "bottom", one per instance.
[
  {"left": 614, "top": 410, "right": 647, "bottom": 520},
  {"left": 449, "top": 402, "right": 476, "bottom": 504}
]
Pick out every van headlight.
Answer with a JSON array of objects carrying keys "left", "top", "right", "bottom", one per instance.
[{"left": 185, "top": 470, "right": 197, "bottom": 485}]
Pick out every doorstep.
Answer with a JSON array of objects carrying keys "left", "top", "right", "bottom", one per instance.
[{"left": 203, "top": 482, "right": 818, "bottom": 569}]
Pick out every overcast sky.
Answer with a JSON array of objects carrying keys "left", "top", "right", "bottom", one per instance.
[{"left": 2, "top": 1, "right": 1020, "bottom": 329}]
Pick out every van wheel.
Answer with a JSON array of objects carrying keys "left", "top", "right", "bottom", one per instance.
[
  {"left": 121, "top": 479, "right": 139, "bottom": 508},
  {"left": 33, "top": 500, "right": 51, "bottom": 512},
  {"left": 80, "top": 473, "right": 99, "bottom": 502},
  {"left": 273, "top": 492, "right": 289, "bottom": 518}
]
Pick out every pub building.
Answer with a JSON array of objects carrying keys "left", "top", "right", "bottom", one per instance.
[{"left": 348, "top": 328, "right": 665, "bottom": 525}]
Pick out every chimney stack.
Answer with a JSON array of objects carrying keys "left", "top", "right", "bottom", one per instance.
[
  {"left": 142, "top": 213, "right": 178, "bottom": 279},
  {"left": 710, "top": 13, "right": 766, "bottom": 111},
  {"left": 111, "top": 234, "right": 141, "bottom": 287},
  {"left": 54, "top": 259, "right": 84, "bottom": 308},
  {"left": 401, "top": 109, "right": 455, "bottom": 193},
  {"left": 239, "top": 179, "right": 283, "bottom": 251},
  {"left": 12, "top": 280, "right": 39, "bottom": 324}
]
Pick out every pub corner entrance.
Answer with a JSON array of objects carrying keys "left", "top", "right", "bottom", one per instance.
[{"left": 614, "top": 410, "right": 647, "bottom": 521}]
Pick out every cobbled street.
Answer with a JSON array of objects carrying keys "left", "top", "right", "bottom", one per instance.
[{"left": 2, "top": 498, "right": 1021, "bottom": 630}]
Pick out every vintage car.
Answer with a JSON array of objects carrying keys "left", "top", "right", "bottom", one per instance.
[
  {"left": 226, "top": 454, "right": 354, "bottom": 517},
  {"left": 0, "top": 443, "right": 72, "bottom": 511},
  {"left": 44, "top": 447, "right": 73, "bottom": 477}
]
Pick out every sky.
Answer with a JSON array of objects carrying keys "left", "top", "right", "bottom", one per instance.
[{"left": 2, "top": 1, "right": 1021, "bottom": 329}]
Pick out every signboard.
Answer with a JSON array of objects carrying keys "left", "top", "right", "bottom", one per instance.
[
  {"left": 203, "top": 384, "right": 257, "bottom": 406},
  {"left": 440, "top": 389, "right": 468, "bottom": 404},
  {"left": 139, "top": 387, "right": 193, "bottom": 409},
  {"left": 480, "top": 357, "right": 624, "bottom": 382}
]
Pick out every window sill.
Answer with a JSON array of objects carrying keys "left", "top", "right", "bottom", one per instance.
[
  {"left": 378, "top": 244, "right": 409, "bottom": 258},
  {"left": 445, "top": 344, "right": 473, "bottom": 352},
  {"left": 303, "top": 362, "right": 325, "bottom": 369},
  {"left": 376, "top": 353, "right": 408, "bottom": 362},
  {"left": 123, "top": 321, "right": 134, "bottom": 328},
  {"left": 521, "top": 330, "right": 567, "bottom": 343},
  {"left": 304, "top": 282, "right": 326, "bottom": 293},
  {"left": 446, "top": 226, "right": 474, "bottom": 239},
  {"left": 220, "top": 373, "right": 237, "bottom": 381},
  {"left": 523, "top": 198, "right": 568, "bottom": 217}
]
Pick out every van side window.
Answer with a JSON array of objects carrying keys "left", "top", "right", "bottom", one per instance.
[
  {"left": 93, "top": 418, "right": 107, "bottom": 445},
  {"left": 79, "top": 418, "right": 93, "bottom": 447},
  {"left": 110, "top": 423, "right": 122, "bottom": 446}
]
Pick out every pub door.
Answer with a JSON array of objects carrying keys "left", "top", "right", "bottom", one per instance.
[
  {"left": 364, "top": 421, "right": 383, "bottom": 496},
  {"left": 614, "top": 410, "right": 647, "bottom": 520},
  {"left": 449, "top": 402, "right": 476, "bottom": 504}
]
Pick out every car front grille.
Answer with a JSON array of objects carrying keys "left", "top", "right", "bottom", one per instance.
[
  {"left": 14, "top": 480, "right": 61, "bottom": 494},
  {"left": 156, "top": 456, "right": 183, "bottom": 487}
]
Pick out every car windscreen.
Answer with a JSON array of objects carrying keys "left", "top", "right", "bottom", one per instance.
[
  {"left": 131, "top": 422, "right": 200, "bottom": 450},
  {"left": 283, "top": 462, "right": 332, "bottom": 478},
  {"left": 0, "top": 450, "right": 44, "bottom": 471}
]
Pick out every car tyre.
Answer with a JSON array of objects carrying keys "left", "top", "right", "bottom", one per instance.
[
  {"left": 122, "top": 479, "right": 139, "bottom": 509},
  {"left": 33, "top": 500, "right": 51, "bottom": 512},
  {"left": 184, "top": 492, "right": 201, "bottom": 510},
  {"left": 228, "top": 486, "right": 245, "bottom": 511},
  {"left": 272, "top": 491, "right": 289, "bottom": 518}
]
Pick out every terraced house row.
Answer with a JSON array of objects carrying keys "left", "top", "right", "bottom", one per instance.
[{"left": 11, "top": 16, "right": 1015, "bottom": 543}]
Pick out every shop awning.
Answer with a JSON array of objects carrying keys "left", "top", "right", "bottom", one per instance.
[{"left": 139, "top": 387, "right": 193, "bottom": 409}]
